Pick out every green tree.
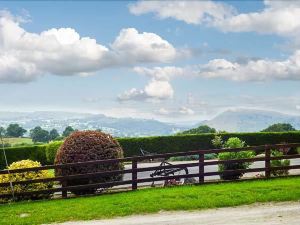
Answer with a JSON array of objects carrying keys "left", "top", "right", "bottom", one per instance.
[
  {"left": 30, "top": 126, "right": 50, "bottom": 143},
  {"left": 6, "top": 124, "right": 27, "bottom": 137},
  {"left": 0, "top": 127, "right": 5, "bottom": 137},
  {"left": 179, "top": 125, "right": 216, "bottom": 135},
  {"left": 62, "top": 126, "right": 75, "bottom": 137},
  {"left": 261, "top": 123, "right": 296, "bottom": 132},
  {"left": 49, "top": 129, "right": 60, "bottom": 141}
]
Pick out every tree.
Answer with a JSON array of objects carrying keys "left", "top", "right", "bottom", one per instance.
[
  {"left": 62, "top": 126, "right": 75, "bottom": 137},
  {"left": 30, "top": 126, "right": 50, "bottom": 143},
  {"left": 261, "top": 123, "right": 296, "bottom": 132},
  {"left": 0, "top": 127, "right": 5, "bottom": 137},
  {"left": 6, "top": 124, "right": 27, "bottom": 137},
  {"left": 49, "top": 129, "right": 60, "bottom": 141},
  {"left": 179, "top": 125, "right": 216, "bottom": 135}
]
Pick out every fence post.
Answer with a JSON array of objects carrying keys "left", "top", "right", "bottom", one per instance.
[
  {"left": 62, "top": 180, "right": 68, "bottom": 198},
  {"left": 265, "top": 146, "right": 271, "bottom": 179},
  {"left": 199, "top": 153, "right": 204, "bottom": 183},
  {"left": 132, "top": 159, "right": 137, "bottom": 190}
]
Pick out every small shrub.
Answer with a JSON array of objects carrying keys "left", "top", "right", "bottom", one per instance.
[
  {"left": 218, "top": 137, "right": 255, "bottom": 180},
  {"left": 212, "top": 134, "right": 223, "bottom": 148},
  {"left": 45, "top": 141, "right": 63, "bottom": 164},
  {"left": 55, "top": 131, "right": 124, "bottom": 195},
  {"left": 0, "top": 160, "right": 54, "bottom": 202},
  {"left": 271, "top": 150, "right": 290, "bottom": 176}
]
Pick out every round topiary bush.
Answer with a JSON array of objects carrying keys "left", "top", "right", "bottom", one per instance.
[
  {"left": 0, "top": 160, "right": 54, "bottom": 202},
  {"left": 54, "top": 131, "right": 124, "bottom": 195}
]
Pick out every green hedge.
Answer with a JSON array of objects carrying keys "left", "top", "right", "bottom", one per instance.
[
  {"left": 1, "top": 131, "right": 300, "bottom": 169},
  {"left": 45, "top": 141, "right": 64, "bottom": 164},
  {"left": 0, "top": 145, "right": 47, "bottom": 169},
  {"left": 118, "top": 131, "right": 300, "bottom": 157}
]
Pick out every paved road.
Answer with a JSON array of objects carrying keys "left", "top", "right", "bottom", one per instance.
[
  {"left": 57, "top": 201, "right": 300, "bottom": 225},
  {"left": 121, "top": 158, "right": 300, "bottom": 187}
]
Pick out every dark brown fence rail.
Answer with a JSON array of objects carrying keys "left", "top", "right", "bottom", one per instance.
[{"left": 1, "top": 143, "right": 300, "bottom": 199}]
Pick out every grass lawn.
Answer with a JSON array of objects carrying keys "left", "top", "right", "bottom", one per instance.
[
  {"left": 1, "top": 177, "right": 300, "bottom": 225},
  {"left": 2, "top": 137, "right": 33, "bottom": 146}
]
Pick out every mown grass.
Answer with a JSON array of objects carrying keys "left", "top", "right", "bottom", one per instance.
[
  {"left": 1, "top": 177, "right": 300, "bottom": 225},
  {"left": 2, "top": 137, "right": 33, "bottom": 146}
]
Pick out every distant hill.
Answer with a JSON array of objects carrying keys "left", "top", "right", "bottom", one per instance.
[
  {"left": 0, "top": 111, "right": 189, "bottom": 137},
  {"left": 198, "top": 109, "right": 300, "bottom": 132}
]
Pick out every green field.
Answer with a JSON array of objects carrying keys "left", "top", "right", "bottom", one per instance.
[
  {"left": 1, "top": 138, "right": 33, "bottom": 146},
  {"left": 1, "top": 176, "right": 300, "bottom": 225}
]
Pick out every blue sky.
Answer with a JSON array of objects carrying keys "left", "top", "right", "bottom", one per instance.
[{"left": 0, "top": 0, "right": 300, "bottom": 123}]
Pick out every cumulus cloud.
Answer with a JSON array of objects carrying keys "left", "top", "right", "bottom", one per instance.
[
  {"left": 129, "top": 1, "right": 235, "bottom": 25},
  {"left": 133, "top": 66, "right": 187, "bottom": 81},
  {"left": 111, "top": 28, "right": 176, "bottom": 63},
  {"left": 130, "top": 1, "right": 300, "bottom": 39},
  {"left": 0, "top": 11, "right": 177, "bottom": 83},
  {"left": 135, "top": 49, "right": 300, "bottom": 82},
  {"left": 118, "top": 66, "right": 186, "bottom": 102},
  {"left": 198, "top": 51, "right": 300, "bottom": 81},
  {"left": 157, "top": 107, "right": 170, "bottom": 115},
  {"left": 214, "top": 1, "right": 300, "bottom": 37},
  {"left": 118, "top": 79, "right": 174, "bottom": 102},
  {"left": 179, "top": 106, "right": 195, "bottom": 115}
]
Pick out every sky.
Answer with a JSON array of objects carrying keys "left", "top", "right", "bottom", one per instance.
[{"left": 0, "top": 0, "right": 300, "bottom": 124}]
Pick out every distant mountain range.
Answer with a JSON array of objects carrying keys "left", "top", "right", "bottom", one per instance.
[
  {"left": 1, "top": 109, "right": 300, "bottom": 137},
  {"left": 0, "top": 111, "right": 188, "bottom": 137},
  {"left": 199, "top": 109, "right": 300, "bottom": 132}
]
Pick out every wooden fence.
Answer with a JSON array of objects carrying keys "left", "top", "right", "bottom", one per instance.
[{"left": 0, "top": 143, "right": 300, "bottom": 200}]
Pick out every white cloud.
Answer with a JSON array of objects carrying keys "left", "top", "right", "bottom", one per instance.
[
  {"left": 130, "top": 1, "right": 300, "bottom": 39},
  {"left": 133, "top": 66, "right": 186, "bottom": 81},
  {"left": 135, "top": 49, "right": 300, "bottom": 82},
  {"left": 198, "top": 50, "right": 300, "bottom": 81},
  {"left": 129, "top": 1, "right": 235, "bottom": 25},
  {"left": 144, "top": 79, "right": 174, "bottom": 99},
  {"left": 111, "top": 28, "right": 176, "bottom": 63},
  {"left": 157, "top": 107, "right": 170, "bottom": 115},
  {"left": 117, "top": 88, "right": 147, "bottom": 101},
  {"left": 118, "top": 79, "right": 174, "bottom": 102},
  {"left": 179, "top": 106, "right": 194, "bottom": 115},
  {"left": 214, "top": 1, "right": 300, "bottom": 37},
  {"left": 0, "top": 11, "right": 177, "bottom": 83}
]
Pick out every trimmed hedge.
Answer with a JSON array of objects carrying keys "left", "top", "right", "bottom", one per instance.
[
  {"left": 46, "top": 141, "right": 63, "bottom": 164},
  {"left": 1, "top": 131, "right": 300, "bottom": 168},
  {"left": 0, "top": 145, "right": 47, "bottom": 169},
  {"left": 118, "top": 131, "right": 300, "bottom": 157}
]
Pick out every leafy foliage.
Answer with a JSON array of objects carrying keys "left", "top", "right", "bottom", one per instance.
[
  {"left": 179, "top": 125, "right": 216, "bottom": 135},
  {"left": 30, "top": 126, "right": 50, "bottom": 143},
  {"left": 5, "top": 124, "right": 27, "bottom": 137},
  {"left": 211, "top": 134, "right": 223, "bottom": 148},
  {"left": 218, "top": 137, "right": 255, "bottom": 180},
  {"left": 0, "top": 127, "right": 5, "bottom": 136},
  {"left": 261, "top": 123, "right": 296, "bottom": 132},
  {"left": 62, "top": 126, "right": 75, "bottom": 137},
  {"left": 49, "top": 129, "right": 60, "bottom": 141},
  {"left": 270, "top": 150, "right": 290, "bottom": 176},
  {"left": 55, "top": 131, "right": 124, "bottom": 195},
  {"left": 45, "top": 141, "right": 63, "bottom": 164},
  {"left": 0, "top": 160, "right": 54, "bottom": 202}
]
